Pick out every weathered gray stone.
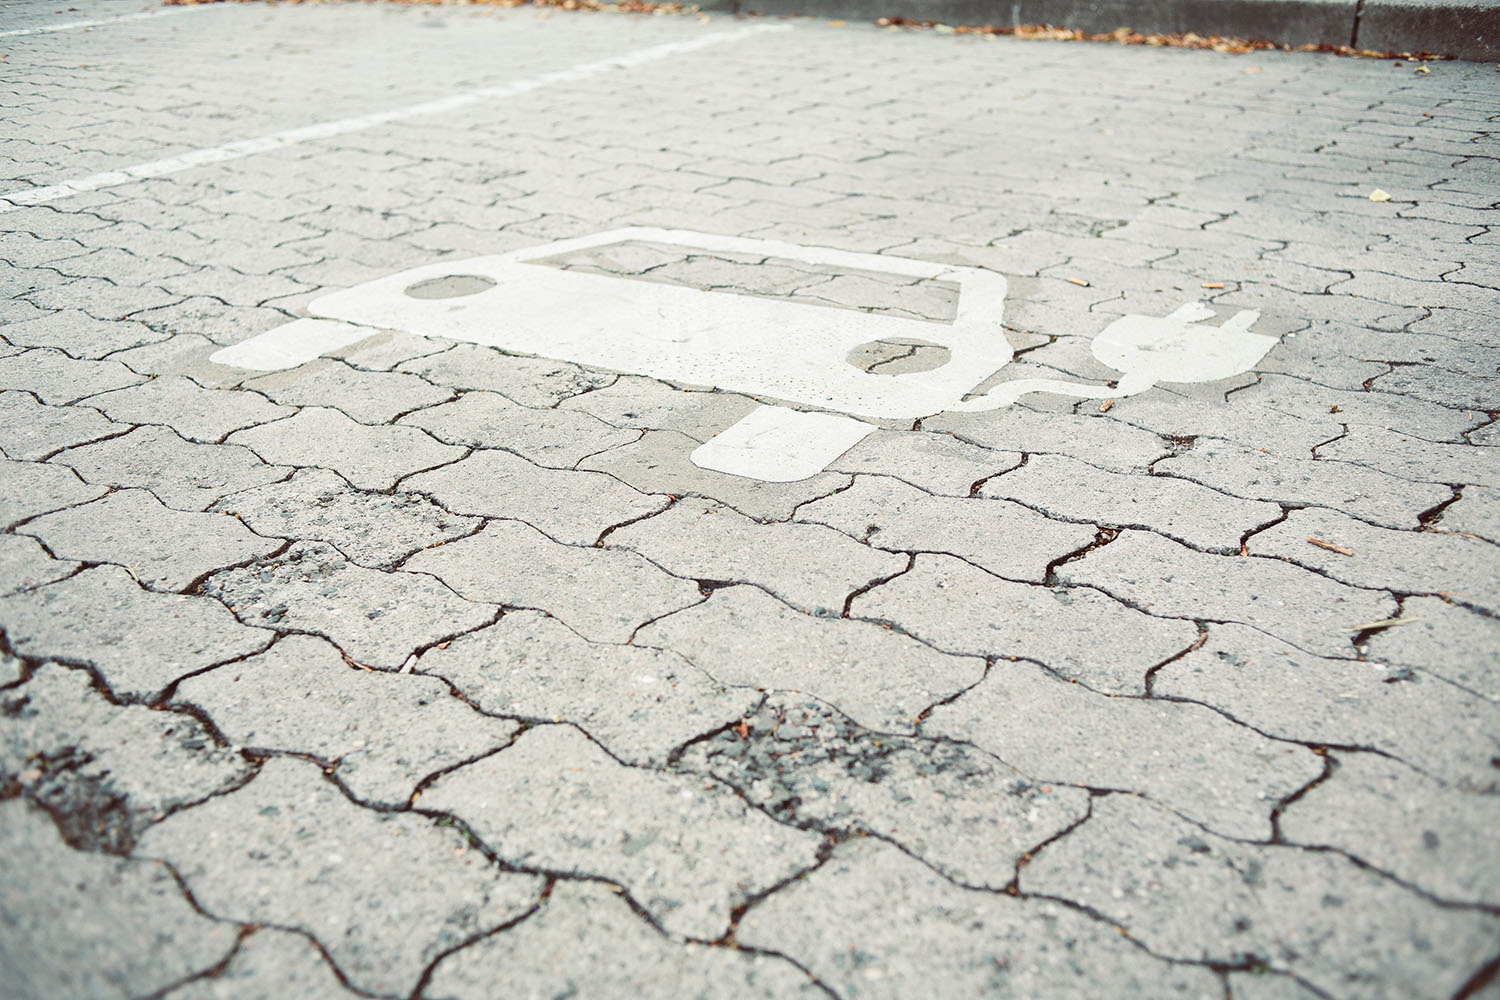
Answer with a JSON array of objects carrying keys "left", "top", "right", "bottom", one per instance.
[
  {"left": 1225, "top": 971, "right": 1326, "bottom": 1000},
  {"left": 405, "top": 519, "right": 700, "bottom": 643},
  {"left": 1373, "top": 365, "right": 1500, "bottom": 412},
  {"left": 1059, "top": 530, "right": 1395, "bottom": 658},
  {"left": 105, "top": 332, "right": 253, "bottom": 388},
  {"left": 202, "top": 541, "right": 497, "bottom": 670},
  {"left": 162, "top": 928, "right": 364, "bottom": 1000},
  {"left": 0, "top": 566, "right": 272, "bottom": 700},
  {"left": 176, "top": 635, "right": 519, "bottom": 808},
  {"left": 680, "top": 693, "right": 1089, "bottom": 890},
  {"left": 578, "top": 428, "right": 851, "bottom": 522},
  {"left": 0, "top": 460, "right": 105, "bottom": 529},
  {"left": 1, "top": 309, "right": 166, "bottom": 359},
  {"left": 1154, "top": 623, "right": 1500, "bottom": 786},
  {"left": 400, "top": 344, "right": 615, "bottom": 408},
  {"left": 415, "top": 611, "right": 752, "bottom": 765},
  {"left": 925, "top": 659, "right": 1321, "bottom": 838},
  {"left": 425, "top": 881, "right": 821, "bottom": 999},
  {"left": 737, "top": 837, "right": 1220, "bottom": 1000},
  {"left": 558, "top": 375, "right": 759, "bottom": 443},
  {"left": 324, "top": 328, "right": 452, "bottom": 372},
  {"left": 607, "top": 498, "right": 907, "bottom": 615},
  {"left": 1247, "top": 508, "right": 1499, "bottom": 612},
  {"left": 1364, "top": 596, "right": 1500, "bottom": 700},
  {"left": 421, "top": 725, "right": 821, "bottom": 940},
  {"left": 54, "top": 426, "right": 289, "bottom": 511},
  {"left": 1024, "top": 794, "right": 1500, "bottom": 1000},
  {"left": 829, "top": 428, "right": 1021, "bottom": 496},
  {"left": 22, "top": 489, "right": 280, "bottom": 591},
  {"left": 1436, "top": 485, "right": 1500, "bottom": 543},
  {"left": 243, "top": 358, "right": 454, "bottom": 424},
  {"left": 639, "top": 585, "right": 984, "bottom": 733},
  {"left": 1280, "top": 753, "right": 1500, "bottom": 906},
  {"left": 0, "top": 533, "right": 78, "bottom": 596},
  {"left": 227, "top": 407, "right": 464, "bottom": 492},
  {"left": 404, "top": 448, "right": 667, "bottom": 545},
  {"left": 215, "top": 467, "right": 480, "bottom": 570},
  {"left": 1234, "top": 372, "right": 1476, "bottom": 444},
  {"left": 398, "top": 390, "right": 638, "bottom": 468},
  {"left": 853, "top": 553, "right": 1199, "bottom": 694},
  {"left": 1102, "top": 387, "right": 1340, "bottom": 460},
  {"left": 926, "top": 406, "right": 1168, "bottom": 473},
  {"left": 137, "top": 757, "right": 543, "bottom": 998},
  {"left": 0, "top": 390, "right": 120, "bottom": 460},
  {"left": 83, "top": 376, "right": 292, "bottom": 443},
  {"left": 1, "top": 664, "right": 251, "bottom": 852},
  {"left": 1319, "top": 425, "right": 1500, "bottom": 489},
  {"left": 0, "top": 348, "right": 143, "bottom": 404},
  {"left": 1156, "top": 440, "right": 1451, "bottom": 529},
  {"left": 798, "top": 476, "right": 1095, "bottom": 583},
  {"left": 983, "top": 453, "right": 1283, "bottom": 553},
  {"left": 0, "top": 652, "right": 20, "bottom": 688},
  {"left": 0, "top": 800, "right": 237, "bottom": 1000}
]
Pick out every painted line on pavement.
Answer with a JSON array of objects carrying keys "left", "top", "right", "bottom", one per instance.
[
  {"left": 0, "top": 23, "right": 792, "bottom": 212},
  {"left": 0, "top": 6, "right": 209, "bottom": 39}
]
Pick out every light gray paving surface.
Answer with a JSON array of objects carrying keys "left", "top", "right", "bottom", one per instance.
[{"left": 1, "top": 2, "right": 1496, "bottom": 997}]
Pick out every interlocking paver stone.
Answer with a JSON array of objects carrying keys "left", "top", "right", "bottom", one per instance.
[
  {"left": 737, "top": 837, "right": 1220, "bottom": 1000},
  {"left": 175, "top": 635, "right": 519, "bottom": 808},
  {"left": 0, "top": 800, "right": 237, "bottom": 1000},
  {"left": 0, "top": 566, "right": 272, "bottom": 700},
  {"left": 0, "top": 348, "right": 143, "bottom": 404},
  {"left": 797, "top": 475, "right": 1096, "bottom": 583},
  {"left": 399, "top": 389, "right": 639, "bottom": 468},
  {"left": 0, "top": 389, "right": 120, "bottom": 460},
  {"left": 54, "top": 425, "right": 289, "bottom": 511},
  {"left": 422, "top": 724, "right": 822, "bottom": 940},
  {"left": 1436, "top": 485, "right": 1500, "bottom": 543},
  {"left": 162, "top": 928, "right": 364, "bottom": 1000},
  {"left": 404, "top": 448, "right": 667, "bottom": 545},
  {"left": 22, "top": 488, "right": 280, "bottom": 591},
  {"left": 1023, "top": 794, "right": 1500, "bottom": 1000},
  {"left": 214, "top": 467, "right": 480, "bottom": 569},
  {"left": 1364, "top": 596, "right": 1500, "bottom": 700},
  {"left": 557, "top": 375, "right": 758, "bottom": 443},
  {"left": 414, "top": 611, "right": 752, "bottom": 764},
  {"left": 227, "top": 407, "right": 464, "bottom": 492},
  {"left": 828, "top": 428, "right": 1021, "bottom": 497},
  {"left": 83, "top": 375, "right": 293, "bottom": 443},
  {"left": 1, "top": 309, "right": 166, "bottom": 359},
  {"left": 243, "top": 358, "right": 454, "bottom": 424},
  {"left": 0, "top": 533, "right": 78, "bottom": 596},
  {"left": 424, "top": 881, "right": 822, "bottom": 999},
  {"left": 137, "top": 757, "right": 544, "bottom": 998},
  {"left": 405, "top": 519, "right": 701, "bottom": 642},
  {"left": 925, "top": 406, "right": 1169, "bottom": 473},
  {"left": 1319, "top": 424, "right": 1500, "bottom": 489},
  {"left": 400, "top": 344, "right": 615, "bottom": 408},
  {"left": 201, "top": 541, "right": 497, "bottom": 670}
]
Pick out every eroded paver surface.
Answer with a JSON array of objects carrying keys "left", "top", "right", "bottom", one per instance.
[{"left": 2, "top": 2, "right": 1497, "bottom": 996}]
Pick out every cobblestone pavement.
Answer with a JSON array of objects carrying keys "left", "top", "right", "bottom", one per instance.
[{"left": 3, "top": 2, "right": 1499, "bottom": 997}]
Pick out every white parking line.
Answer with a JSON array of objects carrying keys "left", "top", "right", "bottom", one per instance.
[
  {"left": 0, "top": 6, "right": 208, "bottom": 39},
  {"left": 0, "top": 23, "right": 792, "bottom": 212}
]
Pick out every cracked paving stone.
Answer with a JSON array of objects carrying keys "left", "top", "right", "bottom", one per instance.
[
  {"left": 1364, "top": 596, "right": 1500, "bottom": 700},
  {"left": 0, "top": 533, "right": 78, "bottom": 597},
  {"left": 1319, "top": 425, "right": 1500, "bottom": 490},
  {"left": 324, "top": 328, "right": 454, "bottom": 372},
  {"left": 53, "top": 426, "right": 289, "bottom": 512},
  {"left": 1100, "top": 387, "right": 1340, "bottom": 460},
  {"left": 678, "top": 693, "right": 1090, "bottom": 890},
  {"left": 242, "top": 359, "right": 454, "bottom": 425},
  {"left": 852, "top": 553, "right": 1198, "bottom": 694},
  {"left": 924, "top": 658, "right": 1320, "bottom": 839},
  {"left": 982, "top": 453, "right": 1283, "bottom": 553},
  {"left": 83, "top": 375, "right": 294, "bottom": 444},
  {"left": 400, "top": 344, "right": 615, "bottom": 408},
  {"left": 1246, "top": 508, "right": 1500, "bottom": 613},
  {"left": 405, "top": 519, "right": 701, "bottom": 643},
  {"left": 415, "top": 611, "right": 753, "bottom": 765},
  {"left": 0, "top": 800, "right": 237, "bottom": 1000},
  {"left": 578, "top": 428, "right": 853, "bottom": 522},
  {"left": 638, "top": 585, "right": 984, "bottom": 733},
  {"left": 1058, "top": 529, "right": 1394, "bottom": 658},
  {"left": 0, "top": 389, "right": 120, "bottom": 460},
  {"left": 828, "top": 428, "right": 1021, "bottom": 497},
  {"left": 175, "top": 635, "right": 519, "bottom": 809},
  {"left": 0, "top": 348, "right": 144, "bottom": 404},
  {"left": 227, "top": 407, "right": 464, "bottom": 493},
  {"left": 404, "top": 448, "right": 667, "bottom": 546},
  {"left": 1, "top": 309, "right": 167, "bottom": 359},
  {"left": 162, "top": 927, "right": 364, "bottom": 1000},
  {"left": 798, "top": 476, "right": 1095, "bottom": 584},
  {"left": 0, "top": 566, "right": 271, "bottom": 700},
  {"left": 1155, "top": 439, "right": 1453, "bottom": 529},
  {"left": 1023, "top": 794, "right": 1500, "bottom": 1000},
  {"left": 1153, "top": 623, "right": 1500, "bottom": 787},
  {"left": 607, "top": 497, "right": 908, "bottom": 615},
  {"left": 215, "top": 467, "right": 481, "bottom": 570},
  {"left": 1225, "top": 972, "right": 1326, "bottom": 1000},
  {"left": 398, "top": 390, "right": 639, "bottom": 469},
  {"left": 1, "top": 663, "right": 251, "bottom": 853},
  {"left": 201, "top": 541, "right": 496, "bottom": 670},
  {"left": 736, "top": 836, "right": 1221, "bottom": 1000},
  {"left": 421, "top": 724, "right": 822, "bottom": 941},
  {"left": 105, "top": 333, "right": 254, "bottom": 389},
  {"left": 137, "top": 757, "right": 544, "bottom": 998},
  {"left": 926, "top": 406, "right": 1169, "bottom": 473},
  {"left": 22, "top": 489, "right": 280, "bottom": 591},
  {"left": 1373, "top": 365, "right": 1500, "bottom": 412},
  {"left": 1280, "top": 753, "right": 1500, "bottom": 906},
  {"left": 423, "top": 880, "right": 821, "bottom": 999},
  {"left": 1435, "top": 485, "right": 1500, "bottom": 543},
  {"left": 557, "top": 375, "right": 759, "bottom": 444}
]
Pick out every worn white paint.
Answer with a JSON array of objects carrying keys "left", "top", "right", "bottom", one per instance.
[
  {"left": 209, "top": 318, "right": 380, "bottom": 372},
  {"left": 0, "top": 25, "right": 791, "bottom": 211},
  {"left": 0, "top": 7, "right": 208, "bottom": 39},
  {"left": 691, "top": 405, "right": 876, "bottom": 482}
]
